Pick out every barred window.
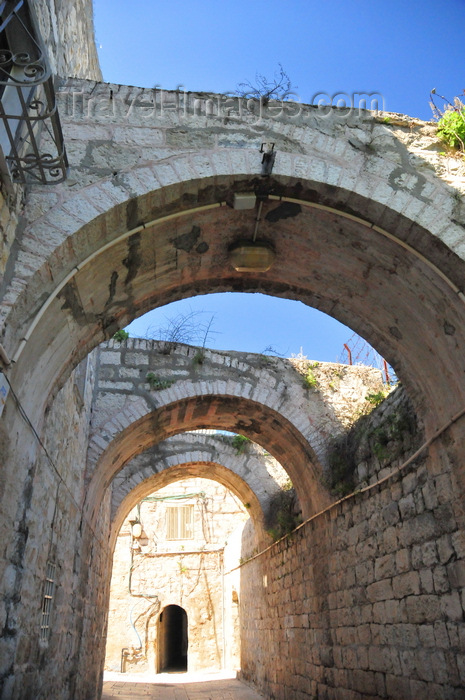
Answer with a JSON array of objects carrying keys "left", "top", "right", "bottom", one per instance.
[
  {"left": 40, "top": 562, "right": 56, "bottom": 642},
  {"left": 166, "top": 505, "right": 194, "bottom": 540}
]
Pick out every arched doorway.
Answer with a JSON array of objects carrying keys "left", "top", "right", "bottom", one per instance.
[{"left": 157, "top": 605, "right": 188, "bottom": 673}]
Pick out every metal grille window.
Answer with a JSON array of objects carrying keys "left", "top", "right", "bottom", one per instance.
[
  {"left": 166, "top": 505, "right": 194, "bottom": 540},
  {"left": 40, "top": 562, "right": 56, "bottom": 642},
  {"left": 0, "top": 1, "right": 68, "bottom": 185}
]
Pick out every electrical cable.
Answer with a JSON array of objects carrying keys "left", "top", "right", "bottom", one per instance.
[{"left": 142, "top": 491, "right": 205, "bottom": 502}]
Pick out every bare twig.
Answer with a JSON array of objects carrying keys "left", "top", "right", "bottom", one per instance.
[
  {"left": 236, "top": 64, "right": 296, "bottom": 104},
  {"left": 145, "top": 310, "right": 218, "bottom": 353}
]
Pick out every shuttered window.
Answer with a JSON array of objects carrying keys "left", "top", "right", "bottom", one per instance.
[{"left": 166, "top": 505, "right": 194, "bottom": 540}]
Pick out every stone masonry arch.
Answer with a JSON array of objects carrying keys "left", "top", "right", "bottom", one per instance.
[
  {"left": 109, "top": 432, "right": 292, "bottom": 533},
  {"left": 3, "top": 76, "right": 465, "bottom": 700},
  {"left": 86, "top": 340, "right": 384, "bottom": 523},
  {"left": 110, "top": 459, "right": 267, "bottom": 553},
  {"left": 2, "top": 80, "right": 465, "bottom": 438},
  {"left": 86, "top": 394, "right": 327, "bottom": 525}
]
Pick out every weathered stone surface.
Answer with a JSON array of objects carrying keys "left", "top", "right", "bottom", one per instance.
[
  {"left": 105, "top": 477, "right": 247, "bottom": 674},
  {"left": 240, "top": 450, "right": 465, "bottom": 699},
  {"left": 1, "top": 10, "right": 465, "bottom": 698}
]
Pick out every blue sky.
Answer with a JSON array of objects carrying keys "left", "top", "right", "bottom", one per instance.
[{"left": 93, "top": 0, "right": 465, "bottom": 363}]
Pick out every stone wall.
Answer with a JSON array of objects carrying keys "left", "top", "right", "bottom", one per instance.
[
  {"left": 0, "top": 189, "right": 22, "bottom": 286},
  {"left": 105, "top": 478, "right": 248, "bottom": 674},
  {"left": 352, "top": 387, "right": 420, "bottom": 488},
  {"left": 325, "top": 385, "right": 421, "bottom": 496},
  {"left": 239, "top": 431, "right": 465, "bottom": 699},
  {"left": 33, "top": 0, "right": 102, "bottom": 81},
  {"left": 0, "top": 8, "right": 464, "bottom": 700},
  {"left": 0, "top": 353, "right": 103, "bottom": 699}
]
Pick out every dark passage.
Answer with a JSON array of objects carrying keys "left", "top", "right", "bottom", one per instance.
[{"left": 158, "top": 605, "right": 188, "bottom": 672}]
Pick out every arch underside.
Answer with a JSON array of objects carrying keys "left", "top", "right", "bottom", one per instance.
[
  {"left": 110, "top": 432, "right": 290, "bottom": 524},
  {"left": 110, "top": 461, "right": 264, "bottom": 553},
  {"left": 4, "top": 176, "right": 465, "bottom": 442},
  {"left": 87, "top": 394, "right": 328, "bottom": 527}
]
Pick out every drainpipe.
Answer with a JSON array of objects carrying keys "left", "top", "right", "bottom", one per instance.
[
  {"left": 121, "top": 647, "right": 129, "bottom": 673},
  {"left": 0, "top": 343, "right": 11, "bottom": 368}
]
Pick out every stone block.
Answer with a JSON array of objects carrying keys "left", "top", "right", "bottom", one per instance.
[
  {"left": 422, "top": 541, "right": 439, "bottom": 568},
  {"left": 374, "top": 553, "right": 396, "bottom": 580},
  {"left": 398, "top": 493, "right": 416, "bottom": 519},
  {"left": 395, "top": 548, "right": 410, "bottom": 573},
  {"left": 434, "top": 504, "right": 457, "bottom": 534},
  {"left": 368, "top": 645, "right": 392, "bottom": 673},
  {"left": 433, "top": 621, "right": 451, "bottom": 649},
  {"left": 99, "top": 351, "right": 121, "bottom": 365},
  {"left": 418, "top": 624, "right": 435, "bottom": 647},
  {"left": 0, "top": 637, "right": 15, "bottom": 675},
  {"left": 433, "top": 565, "right": 450, "bottom": 594},
  {"left": 367, "top": 579, "right": 393, "bottom": 602},
  {"left": 421, "top": 482, "right": 439, "bottom": 510},
  {"left": 401, "top": 512, "right": 439, "bottom": 547},
  {"left": 351, "top": 669, "right": 377, "bottom": 694},
  {"left": 382, "top": 526, "right": 398, "bottom": 553},
  {"left": 355, "top": 561, "right": 375, "bottom": 586},
  {"left": 404, "top": 595, "right": 440, "bottom": 624},
  {"left": 457, "top": 654, "right": 465, "bottom": 684},
  {"left": 435, "top": 473, "right": 454, "bottom": 504},
  {"left": 447, "top": 559, "right": 465, "bottom": 589},
  {"left": 419, "top": 567, "right": 434, "bottom": 594},
  {"left": 384, "top": 599, "right": 401, "bottom": 624},
  {"left": 382, "top": 501, "right": 400, "bottom": 526},
  {"left": 415, "top": 650, "right": 436, "bottom": 682},
  {"left": 452, "top": 531, "right": 465, "bottom": 558},
  {"left": 98, "top": 381, "right": 133, "bottom": 391},
  {"left": 118, "top": 367, "right": 140, "bottom": 379},
  {"left": 126, "top": 352, "right": 150, "bottom": 365},
  {"left": 392, "top": 571, "right": 420, "bottom": 598},
  {"left": 440, "top": 591, "right": 463, "bottom": 621},
  {"left": 437, "top": 534, "right": 455, "bottom": 564}
]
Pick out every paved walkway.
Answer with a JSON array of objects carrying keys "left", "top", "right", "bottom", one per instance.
[{"left": 102, "top": 671, "right": 265, "bottom": 699}]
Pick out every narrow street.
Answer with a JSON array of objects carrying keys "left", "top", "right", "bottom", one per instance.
[{"left": 102, "top": 671, "right": 265, "bottom": 699}]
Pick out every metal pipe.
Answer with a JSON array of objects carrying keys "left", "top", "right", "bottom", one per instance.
[
  {"left": 343, "top": 343, "right": 352, "bottom": 366},
  {"left": 267, "top": 194, "right": 465, "bottom": 301},
  {"left": 120, "top": 647, "right": 129, "bottom": 673},
  {"left": 252, "top": 200, "right": 263, "bottom": 242},
  {"left": 0, "top": 343, "right": 11, "bottom": 368},
  {"left": 221, "top": 550, "right": 225, "bottom": 670}
]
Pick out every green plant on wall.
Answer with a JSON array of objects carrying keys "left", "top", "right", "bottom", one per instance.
[
  {"left": 231, "top": 434, "right": 250, "bottom": 454},
  {"left": 365, "top": 390, "right": 387, "bottom": 407},
  {"left": 303, "top": 362, "right": 319, "bottom": 389},
  {"left": 326, "top": 432, "right": 357, "bottom": 497},
  {"left": 192, "top": 349, "right": 205, "bottom": 366},
  {"left": 146, "top": 372, "right": 175, "bottom": 390},
  {"left": 113, "top": 329, "right": 129, "bottom": 342},
  {"left": 430, "top": 89, "right": 465, "bottom": 152},
  {"left": 437, "top": 107, "right": 465, "bottom": 150},
  {"left": 178, "top": 561, "right": 188, "bottom": 574},
  {"left": 265, "top": 486, "right": 301, "bottom": 542}
]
